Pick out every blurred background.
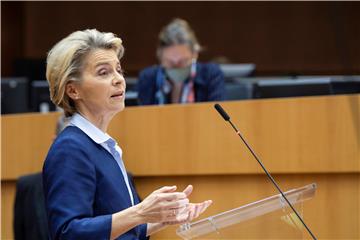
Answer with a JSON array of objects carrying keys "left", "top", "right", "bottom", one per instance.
[
  {"left": 1, "top": 2, "right": 360, "bottom": 240},
  {"left": 2, "top": 1, "right": 360, "bottom": 114}
]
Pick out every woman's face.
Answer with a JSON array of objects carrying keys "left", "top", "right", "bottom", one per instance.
[
  {"left": 69, "top": 49, "right": 126, "bottom": 117},
  {"left": 160, "top": 44, "right": 197, "bottom": 68}
]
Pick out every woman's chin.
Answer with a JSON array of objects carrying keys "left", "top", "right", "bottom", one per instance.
[
  {"left": 116, "top": 102, "right": 125, "bottom": 112},
  {"left": 107, "top": 101, "right": 126, "bottom": 116}
]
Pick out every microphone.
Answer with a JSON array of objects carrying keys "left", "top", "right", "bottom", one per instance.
[
  {"left": 214, "top": 103, "right": 317, "bottom": 240},
  {"left": 214, "top": 103, "right": 230, "bottom": 121}
]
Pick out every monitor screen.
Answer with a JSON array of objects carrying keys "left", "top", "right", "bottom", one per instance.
[
  {"left": 225, "top": 82, "right": 253, "bottom": 100},
  {"left": 31, "top": 80, "right": 56, "bottom": 112},
  {"left": 253, "top": 78, "right": 332, "bottom": 99},
  {"left": 219, "top": 64, "right": 256, "bottom": 78},
  {"left": 1, "top": 77, "right": 29, "bottom": 114},
  {"left": 124, "top": 77, "right": 139, "bottom": 106},
  {"left": 330, "top": 76, "right": 360, "bottom": 95}
]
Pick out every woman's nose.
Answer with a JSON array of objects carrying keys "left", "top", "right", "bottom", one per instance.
[{"left": 113, "top": 72, "right": 125, "bottom": 86}]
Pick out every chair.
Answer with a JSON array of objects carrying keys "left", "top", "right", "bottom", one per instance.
[{"left": 14, "top": 173, "right": 49, "bottom": 240}]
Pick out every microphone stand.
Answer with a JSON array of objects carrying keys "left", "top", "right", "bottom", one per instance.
[{"left": 214, "top": 103, "right": 317, "bottom": 240}]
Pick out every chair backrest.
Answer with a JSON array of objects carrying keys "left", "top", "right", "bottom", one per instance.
[{"left": 14, "top": 172, "right": 49, "bottom": 240}]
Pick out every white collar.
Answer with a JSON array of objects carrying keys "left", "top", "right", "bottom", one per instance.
[{"left": 69, "top": 113, "right": 112, "bottom": 144}]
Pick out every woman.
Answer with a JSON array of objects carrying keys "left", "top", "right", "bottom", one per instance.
[
  {"left": 137, "top": 18, "right": 225, "bottom": 105},
  {"left": 43, "top": 29, "right": 212, "bottom": 240}
]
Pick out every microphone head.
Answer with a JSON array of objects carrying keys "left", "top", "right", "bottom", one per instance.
[{"left": 214, "top": 103, "right": 230, "bottom": 121}]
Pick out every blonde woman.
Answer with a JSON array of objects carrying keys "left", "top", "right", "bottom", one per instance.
[{"left": 43, "top": 29, "right": 212, "bottom": 240}]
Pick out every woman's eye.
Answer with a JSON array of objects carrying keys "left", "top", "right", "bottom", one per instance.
[
  {"left": 98, "top": 70, "right": 108, "bottom": 76},
  {"left": 98, "top": 71, "right": 108, "bottom": 76}
]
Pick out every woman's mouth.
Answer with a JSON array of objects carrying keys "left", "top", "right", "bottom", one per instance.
[{"left": 111, "top": 90, "right": 125, "bottom": 99}]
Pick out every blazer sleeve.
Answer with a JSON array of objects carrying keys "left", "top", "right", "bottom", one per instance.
[
  {"left": 207, "top": 64, "right": 225, "bottom": 101},
  {"left": 139, "top": 224, "right": 148, "bottom": 240},
  {"left": 43, "top": 139, "right": 112, "bottom": 240}
]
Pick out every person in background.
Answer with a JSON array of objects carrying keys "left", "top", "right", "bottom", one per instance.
[
  {"left": 137, "top": 18, "right": 225, "bottom": 105},
  {"left": 43, "top": 29, "right": 212, "bottom": 240}
]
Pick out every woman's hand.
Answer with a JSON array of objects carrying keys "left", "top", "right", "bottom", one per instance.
[
  {"left": 186, "top": 200, "right": 213, "bottom": 221},
  {"left": 163, "top": 185, "right": 213, "bottom": 225},
  {"left": 135, "top": 186, "right": 190, "bottom": 223}
]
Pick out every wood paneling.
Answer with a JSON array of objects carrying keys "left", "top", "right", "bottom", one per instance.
[
  {"left": 1, "top": 95, "right": 359, "bottom": 239},
  {"left": 2, "top": 2, "right": 360, "bottom": 76},
  {"left": 2, "top": 174, "right": 359, "bottom": 239},
  {"left": 2, "top": 181, "right": 17, "bottom": 240},
  {"left": 111, "top": 95, "right": 359, "bottom": 176},
  {"left": 1, "top": 2, "right": 24, "bottom": 76},
  {"left": 1, "top": 112, "right": 60, "bottom": 179},
  {"left": 2, "top": 95, "right": 359, "bottom": 180}
]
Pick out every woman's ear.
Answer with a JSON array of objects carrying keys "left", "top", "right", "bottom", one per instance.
[{"left": 65, "top": 82, "right": 80, "bottom": 100}]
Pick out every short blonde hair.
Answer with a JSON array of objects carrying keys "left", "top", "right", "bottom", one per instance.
[
  {"left": 46, "top": 29, "right": 124, "bottom": 117},
  {"left": 157, "top": 18, "right": 202, "bottom": 59}
]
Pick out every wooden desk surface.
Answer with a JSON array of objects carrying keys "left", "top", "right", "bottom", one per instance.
[
  {"left": 2, "top": 95, "right": 359, "bottom": 179},
  {"left": 1, "top": 95, "right": 359, "bottom": 239}
]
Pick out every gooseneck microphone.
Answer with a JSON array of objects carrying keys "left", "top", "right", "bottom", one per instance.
[{"left": 214, "top": 103, "right": 317, "bottom": 240}]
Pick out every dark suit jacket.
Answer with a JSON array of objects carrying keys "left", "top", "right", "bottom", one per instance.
[
  {"left": 14, "top": 173, "right": 49, "bottom": 240},
  {"left": 137, "top": 62, "right": 225, "bottom": 105},
  {"left": 43, "top": 126, "right": 147, "bottom": 240}
]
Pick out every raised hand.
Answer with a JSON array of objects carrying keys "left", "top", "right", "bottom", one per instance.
[
  {"left": 163, "top": 185, "right": 212, "bottom": 225},
  {"left": 135, "top": 186, "right": 190, "bottom": 223}
]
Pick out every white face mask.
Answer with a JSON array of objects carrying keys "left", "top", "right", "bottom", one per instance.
[{"left": 164, "top": 65, "right": 191, "bottom": 83}]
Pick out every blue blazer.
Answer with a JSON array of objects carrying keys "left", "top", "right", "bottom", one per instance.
[
  {"left": 43, "top": 126, "right": 147, "bottom": 240},
  {"left": 137, "top": 62, "right": 225, "bottom": 105}
]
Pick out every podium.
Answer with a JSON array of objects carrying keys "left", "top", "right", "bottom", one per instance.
[{"left": 177, "top": 183, "right": 317, "bottom": 239}]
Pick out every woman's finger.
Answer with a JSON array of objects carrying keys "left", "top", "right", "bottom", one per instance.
[
  {"left": 158, "top": 192, "right": 187, "bottom": 202},
  {"left": 153, "top": 185, "right": 177, "bottom": 193},
  {"left": 182, "top": 185, "right": 193, "bottom": 197},
  {"left": 162, "top": 198, "right": 189, "bottom": 209},
  {"left": 187, "top": 200, "right": 213, "bottom": 221}
]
